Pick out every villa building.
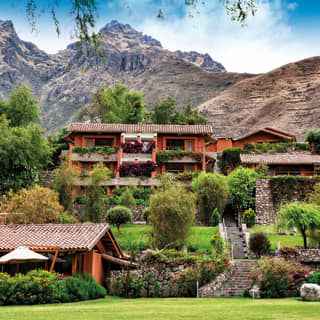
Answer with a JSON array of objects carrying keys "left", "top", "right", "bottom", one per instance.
[
  {"left": 209, "top": 127, "right": 297, "bottom": 152},
  {"left": 63, "top": 123, "right": 214, "bottom": 193}
]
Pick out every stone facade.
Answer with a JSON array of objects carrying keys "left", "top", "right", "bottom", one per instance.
[
  {"left": 109, "top": 257, "right": 188, "bottom": 297},
  {"left": 255, "top": 179, "right": 276, "bottom": 225}
]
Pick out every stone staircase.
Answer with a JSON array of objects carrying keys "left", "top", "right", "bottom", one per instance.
[
  {"left": 226, "top": 226, "right": 248, "bottom": 259},
  {"left": 199, "top": 260, "right": 257, "bottom": 297}
]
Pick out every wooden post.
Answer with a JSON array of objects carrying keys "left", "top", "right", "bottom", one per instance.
[
  {"left": 50, "top": 250, "right": 58, "bottom": 272},
  {"left": 72, "top": 255, "right": 78, "bottom": 275}
]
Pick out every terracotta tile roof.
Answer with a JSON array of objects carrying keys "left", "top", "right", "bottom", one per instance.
[
  {"left": 234, "top": 127, "right": 296, "bottom": 142},
  {"left": 67, "top": 123, "right": 213, "bottom": 135},
  {"left": 240, "top": 153, "right": 320, "bottom": 165},
  {"left": 0, "top": 224, "right": 111, "bottom": 251}
]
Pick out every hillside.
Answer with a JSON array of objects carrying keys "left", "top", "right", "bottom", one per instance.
[
  {"left": 0, "top": 20, "right": 251, "bottom": 134},
  {"left": 198, "top": 56, "right": 320, "bottom": 141}
]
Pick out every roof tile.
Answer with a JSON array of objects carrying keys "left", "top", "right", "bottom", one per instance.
[
  {"left": 0, "top": 224, "right": 110, "bottom": 251},
  {"left": 67, "top": 123, "right": 213, "bottom": 135},
  {"left": 240, "top": 153, "right": 320, "bottom": 165}
]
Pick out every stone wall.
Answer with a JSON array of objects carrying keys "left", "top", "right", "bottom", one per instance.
[
  {"left": 255, "top": 179, "right": 276, "bottom": 225},
  {"left": 109, "top": 257, "right": 188, "bottom": 297}
]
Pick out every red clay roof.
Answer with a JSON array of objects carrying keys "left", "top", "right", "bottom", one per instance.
[
  {"left": 67, "top": 123, "right": 213, "bottom": 135},
  {"left": 240, "top": 153, "right": 320, "bottom": 165},
  {"left": 234, "top": 127, "right": 296, "bottom": 142},
  {"left": 0, "top": 224, "right": 112, "bottom": 251}
]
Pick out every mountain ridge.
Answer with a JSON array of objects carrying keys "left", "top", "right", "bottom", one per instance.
[{"left": 0, "top": 19, "right": 250, "bottom": 134}]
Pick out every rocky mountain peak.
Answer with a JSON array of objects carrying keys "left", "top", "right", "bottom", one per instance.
[{"left": 99, "top": 20, "right": 162, "bottom": 47}]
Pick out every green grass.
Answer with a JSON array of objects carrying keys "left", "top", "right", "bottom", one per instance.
[
  {"left": 249, "top": 225, "right": 304, "bottom": 250},
  {"left": 0, "top": 297, "right": 319, "bottom": 320},
  {"left": 111, "top": 224, "right": 218, "bottom": 253}
]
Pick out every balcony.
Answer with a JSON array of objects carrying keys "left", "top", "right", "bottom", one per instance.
[
  {"left": 71, "top": 146, "right": 119, "bottom": 162},
  {"left": 121, "top": 153, "right": 153, "bottom": 163},
  {"left": 156, "top": 150, "right": 203, "bottom": 164}
]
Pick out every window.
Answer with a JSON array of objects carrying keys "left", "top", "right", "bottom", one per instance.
[
  {"left": 186, "top": 164, "right": 194, "bottom": 172},
  {"left": 95, "top": 138, "right": 113, "bottom": 147},
  {"left": 86, "top": 139, "right": 94, "bottom": 147},
  {"left": 166, "top": 163, "right": 185, "bottom": 173},
  {"left": 166, "top": 139, "right": 185, "bottom": 151},
  {"left": 275, "top": 166, "right": 301, "bottom": 176},
  {"left": 186, "top": 140, "right": 194, "bottom": 152}
]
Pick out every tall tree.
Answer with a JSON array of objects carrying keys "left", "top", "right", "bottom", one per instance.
[
  {"left": 150, "top": 97, "right": 207, "bottom": 125},
  {"left": 81, "top": 82, "right": 145, "bottom": 124},
  {"left": 149, "top": 177, "right": 195, "bottom": 249},
  {"left": 84, "top": 162, "right": 111, "bottom": 222},
  {"left": 0, "top": 115, "right": 51, "bottom": 194},
  {"left": 192, "top": 173, "right": 229, "bottom": 226},
  {"left": 0, "top": 85, "right": 40, "bottom": 127}
]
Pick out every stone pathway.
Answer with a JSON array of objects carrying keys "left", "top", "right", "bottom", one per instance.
[
  {"left": 199, "top": 260, "right": 257, "bottom": 297},
  {"left": 226, "top": 226, "right": 248, "bottom": 259}
]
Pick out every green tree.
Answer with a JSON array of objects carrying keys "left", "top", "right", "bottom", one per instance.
[
  {"left": 277, "top": 202, "right": 320, "bottom": 249},
  {"left": 192, "top": 173, "right": 228, "bottom": 226},
  {"left": 53, "top": 158, "right": 80, "bottom": 213},
  {"left": 119, "top": 188, "right": 136, "bottom": 210},
  {"left": 309, "top": 182, "right": 320, "bottom": 205},
  {"left": 305, "top": 129, "right": 320, "bottom": 153},
  {"left": 149, "top": 178, "right": 195, "bottom": 249},
  {"left": 0, "top": 115, "right": 51, "bottom": 194},
  {"left": 0, "top": 85, "right": 40, "bottom": 127},
  {"left": 227, "top": 167, "right": 258, "bottom": 213},
  {"left": 151, "top": 97, "right": 176, "bottom": 124},
  {"left": 47, "top": 127, "right": 69, "bottom": 168},
  {"left": 84, "top": 162, "right": 111, "bottom": 222},
  {"left": 106, "top": 206, "right": 132, "bottom": 233},
  {"left": 81, "top": 82, "right": 145, "bottom": 124},
  {"left": 150, "top": 98, "right": 207, "bottom": 125}
]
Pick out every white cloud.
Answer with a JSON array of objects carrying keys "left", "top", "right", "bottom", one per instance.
[{"left": 134, "top": 0, "right": 320, "bottom": 73}]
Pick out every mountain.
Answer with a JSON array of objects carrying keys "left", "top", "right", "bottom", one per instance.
[
  {"left": 175, "top": 51, "right": 226, "bottom": 72},
  {"left": 198, "top": 56, "right": 320, "bottom": 141},
  {"left": 0, "top": 20, "right": 251, "bottom": 134}
]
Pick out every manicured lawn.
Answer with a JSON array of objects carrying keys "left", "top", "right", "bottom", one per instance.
[
  {"left": 249, "top": 225, "right": 304, "bottom": 250},
  {"left": 0, "top": 297, "right": 319, "bottom": 320},
  {"left": 111, "top": 224, "right": 217, "bottom": 253},
  {"left": 112, "top": 224, "right": 306, "bottom": 253}
]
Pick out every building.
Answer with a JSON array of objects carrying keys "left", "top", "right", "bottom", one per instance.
[
  {"left": 63, "top": 123, "right": 214, "bottom": 192},
  {"left": 240, "top": 153, "right": 320, "bottom": 176},
  {"left": 209, "top": 127, "right": 297, "bottom": 152},
  {"left": 0, "top": 224, "right": 132, "bottom": 285}
]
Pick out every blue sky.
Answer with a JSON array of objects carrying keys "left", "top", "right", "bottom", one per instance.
[{"left": 0, "top": 0, "right": 319, "bottom": 73}]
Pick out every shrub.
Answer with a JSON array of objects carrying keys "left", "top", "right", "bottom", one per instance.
[
  {"left": 106, "top": 206, "right": 132, "bottom": 233},
  {"left": 219, "top": 147, "right": 242, "bottom": 175},
  {"left": 243, "top": 208, "right": 256, "bottom": 228},
  {"left": 149, "top": 179, "right": 195, "bottom": 249},
  {"left": 211, "top": 208, "right": 220, "bottom": 227},
  {"left": 0, "top": 270, "right": 106, "bottom": 305},
  {"left": 192, "top": 172, "right": 228, "bottom": 226},
  {"left": 210, "top": 230, "right": 224, "bottom": 254},
  {"left": 228, "top": 167, "right": 258, "bottom": 212},
  {"left": 142, "top": 207, "right": 150, "bottom": 224},
  {"left": 119, "top": 188, "right": 136, "bottom": 210},
  {"left": 254, "top": 163, "right": 269, "bottom": 176},
  {"left": 307, "top": 271, "right": 320, "bottom": 285},
  {"left": 249, "top": 231, "right": 271, "bottom": 258},
  {"left": 249, "top": 257, "right": 308, "bottom": 298},
  {"left": 305, "top": 129, "right": 320, "bottom": 153}
]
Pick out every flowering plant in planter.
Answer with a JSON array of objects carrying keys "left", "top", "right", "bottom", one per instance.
[
  {"left": 119, "top": 161, "right": 156, "bottom": 177},
  {"left": 122, "top": 141, "right": 155, "bottom": 153},
  {"left": 280, "top": 245, "right": 298, "bottom": 259}
]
